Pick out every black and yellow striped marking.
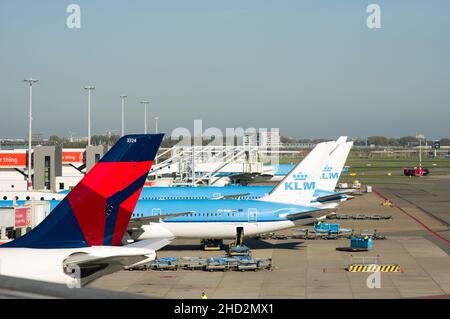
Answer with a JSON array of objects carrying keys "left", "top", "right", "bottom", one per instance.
[{"left": 348, "top": 264, "right": 401, "bottom": 272}]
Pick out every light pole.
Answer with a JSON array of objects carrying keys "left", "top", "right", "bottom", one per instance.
[
  {"left": 154, "top": 117, "right": 160, "bottom": 164},
  {"left": 416, "top": 134, "right": 425, "bottom": 175},
  {"left": 24, "top": 78, "right": 38, "bottom": 190},
  {"left": 84, "top": 85, "right": 95, "bottom": 146},
  {"left": 120, "top": 94, "right": 127, "bottom": 136},
  {"left": 192, "top": 144, "right": 195, "bottom": 186},
  {"left": 154, "top": 116, "right": 159, "bottom": 133},
  {"left": 140, "top": 100, "right": 149, "bottom": 134}
]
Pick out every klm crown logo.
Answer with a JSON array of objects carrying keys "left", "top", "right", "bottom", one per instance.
[
  {"left": 293, "top": 173, "right": 308, "bottom": 181},
  {"left": 323, "top": 165, "right": 333, "bottom": 172}
]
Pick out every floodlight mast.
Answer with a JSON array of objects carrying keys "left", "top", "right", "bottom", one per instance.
[
  {"left": 24, "top": 78, "right": 39, "bottom": 190},
  {"left": 120, "top": 94, "right": 127, "bottom": 136},
  {"left": 140, "top": 100, "right": 150, "bottom": 134},
  {"left": 84, "top": 85, "right": 95, "bottom": 146}
]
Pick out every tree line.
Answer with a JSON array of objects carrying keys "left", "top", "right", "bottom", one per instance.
[
  {"left": 40, "top": 134, "right": 450, "bottom": 148},
  {"left": 281, "top": 136, "right": 450, "bottom": 147},
  {"left": 47, "top": 134, "right": 121, "bottom": 148}
]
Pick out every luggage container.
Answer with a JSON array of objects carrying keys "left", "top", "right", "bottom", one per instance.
[
  {"left": 313, "top": 221, "right": 340, "bottom": 234},
  {"left": 350, "top": 236, "right": 373, "bottom": 249},
  {"left": 206, "top": 264, "right": 229, "bottom": 271},
  {"left": 179, "top": 257, "right": 207, "bottom": 270},
  {"left": 336, "top": 236, "right": 373, "bottom": 252},
  {"left": 150, "top": 257, "right": 179, "bottom": 271},
  {"left": 238, "top": 261, "right": 258, "bottom": 271},
  {"left": 206, "top": 258, "right": 231, "bottom": 272},
  {"left": 256, "top": 258, "right": 273, "bottom": 270}
]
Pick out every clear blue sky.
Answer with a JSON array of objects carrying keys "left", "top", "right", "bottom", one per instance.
[{"left": 1, "top": 0, "right": 449, "bottom": 139}]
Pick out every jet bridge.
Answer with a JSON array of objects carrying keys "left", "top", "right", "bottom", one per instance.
[{"left": 147, "top": 145, "right": 274, "bottom": 186}]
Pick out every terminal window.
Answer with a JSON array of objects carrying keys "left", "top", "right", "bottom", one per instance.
[{"left": 44, "top": 156, "right": 51, "bottom": 190}]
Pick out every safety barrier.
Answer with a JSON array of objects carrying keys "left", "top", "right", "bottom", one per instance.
[{"left": 348, "top": 264, "right": 401, "bottom": 272}]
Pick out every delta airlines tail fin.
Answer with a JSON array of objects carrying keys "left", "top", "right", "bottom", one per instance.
[
  {"left": 3, "top": 134, "right": 163, "bottom": 249},
  {"left": 261, "top": 141, "right": 336, "bottom": 205},
  {"left": 316, "top": 138, "right": 353, "bottom": 192}
]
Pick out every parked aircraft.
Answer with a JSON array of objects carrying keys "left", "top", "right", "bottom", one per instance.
[
  {"left": 0, "top": 139, "right": 352, "bottom": 204},
  {"left": 0, "top": 139, "right": 352, "bottom": 243},
  {"left": 0, "top": 134, "right": 164, "bottom": 286},
  {"left": 130, "top": 139, "right": 351, "bottom": 241}
]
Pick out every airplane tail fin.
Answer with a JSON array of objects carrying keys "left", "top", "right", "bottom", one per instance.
[
  {"left": 261, "top": 141, "right": 336, "bottom": 205},
  {"left": 316, "top": 138, "right": 353, "bottom": 192},
  {"left": 3, "top": 134, "right": 163, "bottom": 249}
]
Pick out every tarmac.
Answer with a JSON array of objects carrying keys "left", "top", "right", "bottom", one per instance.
[{"left": 91, "top": 175, "right": 450, "bottom": 299}]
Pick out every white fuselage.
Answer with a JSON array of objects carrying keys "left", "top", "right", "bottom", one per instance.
[
  {"left": 135, "top": 220, "right": 296, "bottom": 240},
  {"left": 0, "top": 246, "right": 155, "bottom": 285},
  {"left": 0, "top": 191, "right": 65, "bottom": 201}
]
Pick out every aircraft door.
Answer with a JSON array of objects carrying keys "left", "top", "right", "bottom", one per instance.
[{"left": 248, "top": 208, "right": 258, "bottom": 223}]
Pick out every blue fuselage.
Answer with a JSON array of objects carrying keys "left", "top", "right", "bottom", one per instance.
[
  {"left": 58, "top": 185, "right": 342, "bottom": 202},
  {"left": 0, "top": 198, "right": 318, "bottom": 223},
  {"left": 58, "top": 185, "right": 272, "bottom": 200}
]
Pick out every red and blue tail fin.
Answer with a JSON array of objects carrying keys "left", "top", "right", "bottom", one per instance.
[{"left": 2, "top": 134, "right": 163, "bottom": 249}]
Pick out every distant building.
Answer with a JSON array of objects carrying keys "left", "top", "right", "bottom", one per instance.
[
  {"left": 71, "top": 136, "right": 88, "bottom": 143},
  {"left": 31, "top": 133, "right": 44, "bottom": 143},
  {"left": 243, "top": 134, "right": 256, "bottom": 147},
  {"left": 244, "top": 130, "right": 280, "bottom": 148},
  {"left": 0, "top": 146, "right": 104, "bottom": 192},
  {"left": 280, "top": 142, "right": 316, "bottom": 149},
  {"left": 406, "top": 141, "right": 420, "bottom": 147},
  {"left": 0, "top": 139, "right": 26, "bottom": 143},
  {"left": 258, "top": 130, "right": 280, "bottom": 148}
]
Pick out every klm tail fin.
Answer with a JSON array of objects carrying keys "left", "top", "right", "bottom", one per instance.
[
  {"left": 316, "top": 138, "right": 353, "bottom": 192},
  {"left": 261, "top": 141, "right": 336, "bottom": 205},
  {"left": 3, "top": 134, "right": 163, "bottom": 249},
  {"left": 334, "top": 136, "right": 347, "bottom": 145}
]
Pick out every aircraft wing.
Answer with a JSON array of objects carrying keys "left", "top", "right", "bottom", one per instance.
[
  {"left": 0, "top": 275, "right": 150, "bottom": 298},
  {"left": 126, "top": 237, "right": 174, "bottom": 251},
  {"left": 316, "top": 193, "right": 347, "bottom": 202},
  {"left": 63, "top": 252, "right": 152, "bottom": 286},
  {"left": 128, "top": 211, "right": 193, "bottom": 228},
  {"left": 316, "top": 192, "right": 356, "bottom": 202},
  {"left": 211, "top": 193, "right": 251, "bottom": 199},
  {"left": 124, "top": 238, "right": 175, "bottom": 269},
  {"left": 284, "top": 208, "right": 337, "bottom": 221}
]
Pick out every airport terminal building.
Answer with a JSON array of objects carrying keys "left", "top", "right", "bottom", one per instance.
[{"left": 0, "top": 146, "right": 104, "bottom": 192}]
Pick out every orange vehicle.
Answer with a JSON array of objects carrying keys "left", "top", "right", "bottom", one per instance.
[{"left": 403, "top": 167, "right": 429, "bottom": 176}]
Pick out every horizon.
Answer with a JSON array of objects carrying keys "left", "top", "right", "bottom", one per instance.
[{"left": 1, "top": 132, "right": 448, "bottom": 143}]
